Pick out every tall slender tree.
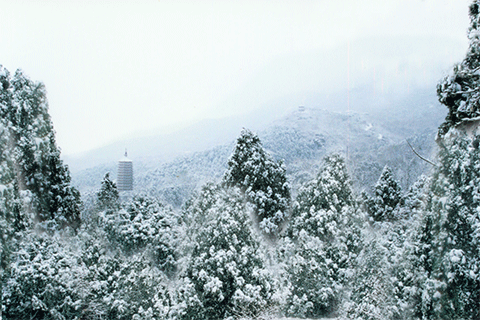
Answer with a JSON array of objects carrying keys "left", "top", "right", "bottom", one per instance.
[
  {"left": 284, "top": 154, "right": 361, "bottom": 318},
  {"left": 0, "top": 67, "right": 81, "bottom": 230},
  {"left": 416, "top": 2, "right": 480, "bottom": 318},
  {"left": 417, "top": 137, "right": 480, "bottom": 319}
]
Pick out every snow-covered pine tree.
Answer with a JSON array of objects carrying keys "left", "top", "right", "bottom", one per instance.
[
  {"left": 81, "top": 244, "right": 173, "bottom": 320},
  {"left": 3, "top": 228, "right": 174, "bottom": 320},
  {"left": 437, "top": 1, "right": 480, "bottom": 136},
  {"left": 96, "top": 172, "right": 119, "bottom": 212},
  {"left": 223, "top": 128, "right": 290, "bottom": 237},
  {"left": 180, "top": 182, "right": 220, "bottom": 240},
  {"left": 0, "top": 66, "right": 29, "bottom": 232},
  {"left": 344, "top": 189, "right": 427, "bottom": 320},
  {"left": 283, "top": 154, "right": 361, "bottom": 318},
  {"left": 0, "top": 67, "right": 81, "bottom": 230},
  {"left": 178, "top": 186, "right": 277, "bottom": 320},
  {"left": 0, "top": 107, "right": 27, "bottom": 262},
  {"left": 365, "top": 165, "right": 402, "bottom": 222},
  {"left": 351, "top": 170, "right": 429, "bottom": 320},
  {"left": 397, "top": 175, "right": 429, "bottom": 219},
  {"left": 389, "top": 175, "right": 431, "bottom": 319},
  {"left": 415, "top": 2, "right": 480, "bottom": 318},
  {"left": 0, "top": 98, "right": 28, "bottom": 320},
  {"left": 416, "top": 136, "right": 480, "bottom": 319},
  {"left": 288, "top": 153, "right": 354, "bottom": 241},
  {"left": 1, "top": 65, "right": 31, "bottom": 320},
  {"left": 282, "top": 232, "right": 344, "bottom": 318},
  {"left": 2, "top": 231, "right": 86, "bottom": 319},
  {"left": 103, "top": 195, "right": 178, "bottom": 275}
]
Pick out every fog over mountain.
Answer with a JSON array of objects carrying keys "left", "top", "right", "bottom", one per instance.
[
  {"left": 70, "top": 82, "right": 445, "bottom": 208},
  {"left": 65, "top": 34, "right": 456, "bottom": 170},
  {"left": 5, "top": 1, "right": 480, "bottom": 318}
]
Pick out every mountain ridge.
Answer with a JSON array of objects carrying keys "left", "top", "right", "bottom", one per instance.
[{"left": 71, "top": 84, "right": 445, "bottom": 208}]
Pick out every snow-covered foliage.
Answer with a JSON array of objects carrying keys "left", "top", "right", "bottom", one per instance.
[
  {"left": 5, "top": 3, "right": 480, "bottom": 316},
  {"left": 0, "top": 66, "right": 81, "bottom": 230},
  {"left": 177, "top": 186, "right": 278, "bottom": 319},
  {"left": 339, "top": 171, "right": 429, "bottom": 320},
  {"left": 2, "top": 229, "right": 175, "bottom": 320},
  {"left": 0, "top": 66, "right": 84, "bottom": 320},
  {"left": 397, "top": 175, "right": 430, "bottom": 219},
  {"left": 83, "top": 248, "right": 173, "bottom": 320},
  {"left": 288, "top": 154, "right": 354, "bottom": 241},
  {"left": 102, "top": 195, "right": 178, "bottom": 275},
  {"left": 223, "top": 129, "right": 290, "bottom": 237},
  {"left": 414, "top": 135, "right": 480, "bottom": 319},
  {"left": 281, "top": 232, "right": 344, "bottom": 318},
  {"left": 407, "top": 2, "right": 480, "bottom": 317},
  {"left": 282, "top": 154, "right": 362, "bottom": 318},
  {"left": 437, "top": 1, "right": 480, "bottom": 134},
  {"left": 364, "top": 165, "right": 403, "bottom": 222},
  {"left": 2, "top": 231, "right": 86, "bottom": 319},
  {"left": 343, "top": 219, "right": 419, "bottom": 320},
  {"left": 0, "top": 118, "right": 29, "bottom": 277},
  {"left": 96, "top": 172, "right": 119, "bottom": 212}
]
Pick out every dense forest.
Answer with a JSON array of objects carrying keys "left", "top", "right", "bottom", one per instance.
[{"left": 3, "top": 2, "right": 480, "bottom": 320}]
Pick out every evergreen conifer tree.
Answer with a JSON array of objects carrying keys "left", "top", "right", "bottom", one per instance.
[
  {"left": 2, "top": 231, "right": 86, "bottom": 319},
  {"left": 366, "top": 166, "right": 402, "bottom": 222},
  {"left": 283, "top": 154, "right": 361, "bottom": 318},
  {"left": 415, "top": 2, "right": 480, "bottom": 318},
  {"left": 417, "top": 137, "right": 480, "bottom": 319},
  {"left": 288, "top": 153, "right": 354, "bottom": 240},
  {"left": 96, "top": 172, "right": 119, "bottom": 211},
  {"left": 103, "top": 195, "right": 178, "bottom": 275},
  {"left": 179, "top": 186, "right": 277, "bottom": 319},
  {"left": 0, "top": 67, "right": 81, "bottom": 230},
  {"left": 437, "top": 1, "right": 480, "bottom": 135},
  {"left": 3, "top": 228, "right": 174, "bottom": 320},
  {"left": 223, "top": 129, "right": 290, "bottom": 237}
]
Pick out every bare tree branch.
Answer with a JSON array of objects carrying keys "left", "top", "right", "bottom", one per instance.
[{"left": 406, "top": 140, "right": 437, "bottom": 167}]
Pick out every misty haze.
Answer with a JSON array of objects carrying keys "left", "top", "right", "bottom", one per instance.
[{"left": 1, "top": 1, "right": 480, "bottom": 319}]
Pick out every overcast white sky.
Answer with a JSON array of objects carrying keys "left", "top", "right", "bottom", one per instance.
[{"left": 0, "top": 0, "right": 473, "bottom": 155}]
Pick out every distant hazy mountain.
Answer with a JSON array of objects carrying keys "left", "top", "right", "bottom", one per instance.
[
  {"left": 68, "top": 34, "right": 456, "bottom": 207},
  {"left": 65, "top": 34, "right": 459, "bottom": 171},
  {"left": 63, "top": 102, "right": 292, "bottom": 174},
  {"left": 70, "top": 81, "right": 445, "bottom": 207}
]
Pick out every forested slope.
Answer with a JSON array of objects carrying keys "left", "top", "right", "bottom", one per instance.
[
  {"left": 4, "top": 2, "right": 480, "bottom": 319},
  {"left": 72, "top": 87, "right": 444, "bottom": 208}
]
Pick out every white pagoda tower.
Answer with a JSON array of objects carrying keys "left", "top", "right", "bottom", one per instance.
[{"left": 117, "top": 149, "right": 133, "bottom": 191}]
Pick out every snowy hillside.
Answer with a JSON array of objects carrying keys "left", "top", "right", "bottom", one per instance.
[{"left": 70, "top": 84, "right": 445, "bottom": 208}]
